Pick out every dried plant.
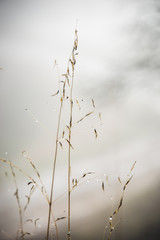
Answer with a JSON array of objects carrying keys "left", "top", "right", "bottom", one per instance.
[
  {"left": 46, "top": 65, "right": 65, "bottom": 240},
  {"left": 9, "top": 160, "right": 24, "bottom": 239},
  {"left": 64, "top": 28, "right": 78, "bottom": 240},
  {"left": 103, "top": 161, "right": 136, "bottom": 240},
  {"left": 0, "top": 157, "right": 58, "bottom": 240},
  {"left": 0, "top": 27, "right": 136, "bottom": 240}
]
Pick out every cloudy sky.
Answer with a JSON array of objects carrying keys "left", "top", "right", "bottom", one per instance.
[{"left": 0, "top": 0, "right": 160, "bottom": 239}]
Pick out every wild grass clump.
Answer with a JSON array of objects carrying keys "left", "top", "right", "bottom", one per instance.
[{"left": 0, "top": 28, "right": 136, "bottom": 240}]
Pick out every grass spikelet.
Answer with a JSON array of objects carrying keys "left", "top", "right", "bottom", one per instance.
[
  {"left": 118, "top": 176, "right": 122, "bottom": 184},
  {"left": 99, "top": 112, "right": 102, "bottom": 125},
  {"left": 123, "top": 175, "right": 133, "bottom": 191},
  {"left": 62, "top": 130, "right": 65, "bottom": 139},
  {"left": 27, "top": 181, "right": 33, "bottom": 185},
  {"left": 76, "top": 99, "right": 81, "bottom": 110},
  {"left": 106, "top": 176, "right": 108, "bottom": 185},
  {"left": 75, "top": 111, "right": 94, "bottom": 124},
  {"left": 66, "top": 139, "right": 74, "bottom": 150},
  {"left": 62, "top": 73, "right": 70, "bottom": 87},
  {"left": 24, "top": 184, "right": 36, "bottom": 212},
  {"left": 94, "top": 129, "right": 98, "bottom": 139},
  {"left": 72, "top": 178, "right": 75, "bottom": 185},
  {"left": 53, "top": 59, "right": 57, "bottom": 68},
  {"left": 59, "top": 141, "right": 63, "bottom": 149},
  {"left": 75, "top": 179, "right": 78, "bottom": 186},
  {"left": 92, "top": 99, "right": 95, "bottom": 108},
  {"left": 56, "top": 217, "right": 66, "bottom": 222},
  {"left": 82, "top": 172, "right": 95, "bottom": 178},
  {"left": 34, "top": 218, "right": 40, "bottom": 227},
  {"left": 51, "top": 90, "right": 59, "bottom": 97},
  {"left": 30, "top": 184, "right": 35, "bottom": 192},
  {"left": 102, "top": 181, "right": 105, "bottom": 191},
  {"left": 129, "top": 161, "right": 136, "bottom": 175}
]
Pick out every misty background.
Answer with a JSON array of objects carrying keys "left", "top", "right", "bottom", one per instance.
[{"left": 0, "top": 0, "right": 160, "bottom": 239}]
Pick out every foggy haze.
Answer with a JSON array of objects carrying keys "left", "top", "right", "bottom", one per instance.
[{"left": 0, "top": 1, "right": 160, "bottom": 240}]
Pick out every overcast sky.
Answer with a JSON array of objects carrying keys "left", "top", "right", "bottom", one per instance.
[{"left": 0, "top": 0, "right": 160, "bottom": 239}]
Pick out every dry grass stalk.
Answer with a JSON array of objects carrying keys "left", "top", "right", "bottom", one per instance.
[
  {"left": 103, "top": 162, "right": 136, "bottom": 240},
  {"left": 9, "top": 160, "right": 24, "bottom": 239},
  {"left": 46, "top": 88, "right": 64, "bottom": 240},
  {"left": 67, "top": 28, "right": 78, "bottom": 240}
]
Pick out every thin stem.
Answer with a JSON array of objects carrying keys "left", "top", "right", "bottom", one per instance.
[
  {"left": 67, "top": 62, "right": 73, "bottom": 240},
  {"left": 67, "top": 29, "right": 78, "bottom": 240},
  {"left": 9, "top": 161, "right": 24, "bottom": 239},
  {"left": 47, "top": 97, "right": 63, "bottom": 240},
  {"left": 68, "top": 71, "right": 74, "bottom": 240}
]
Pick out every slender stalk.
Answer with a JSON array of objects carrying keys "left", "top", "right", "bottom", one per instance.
[
  {"left": 67, "top": 29, "right": 78, "bottom": 240},
  {"left": 47, "top": 97, "right": 63, "bottom": 240},
  {"left": 9, "top": 161, "right": 24, "bottom": 239},
  {"left": 68, "top": 88, "right": 73, "bottom": 240}
]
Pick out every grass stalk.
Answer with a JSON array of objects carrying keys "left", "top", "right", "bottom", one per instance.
[
  {"left": 67, "top": 29, "right": 78, "bottom": 240},
  {"left": 9, "top": 160, "right": 24, "bottom": 239},
  {"left": 46, "top": 96, "right": 63, "bottom": 240}
]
